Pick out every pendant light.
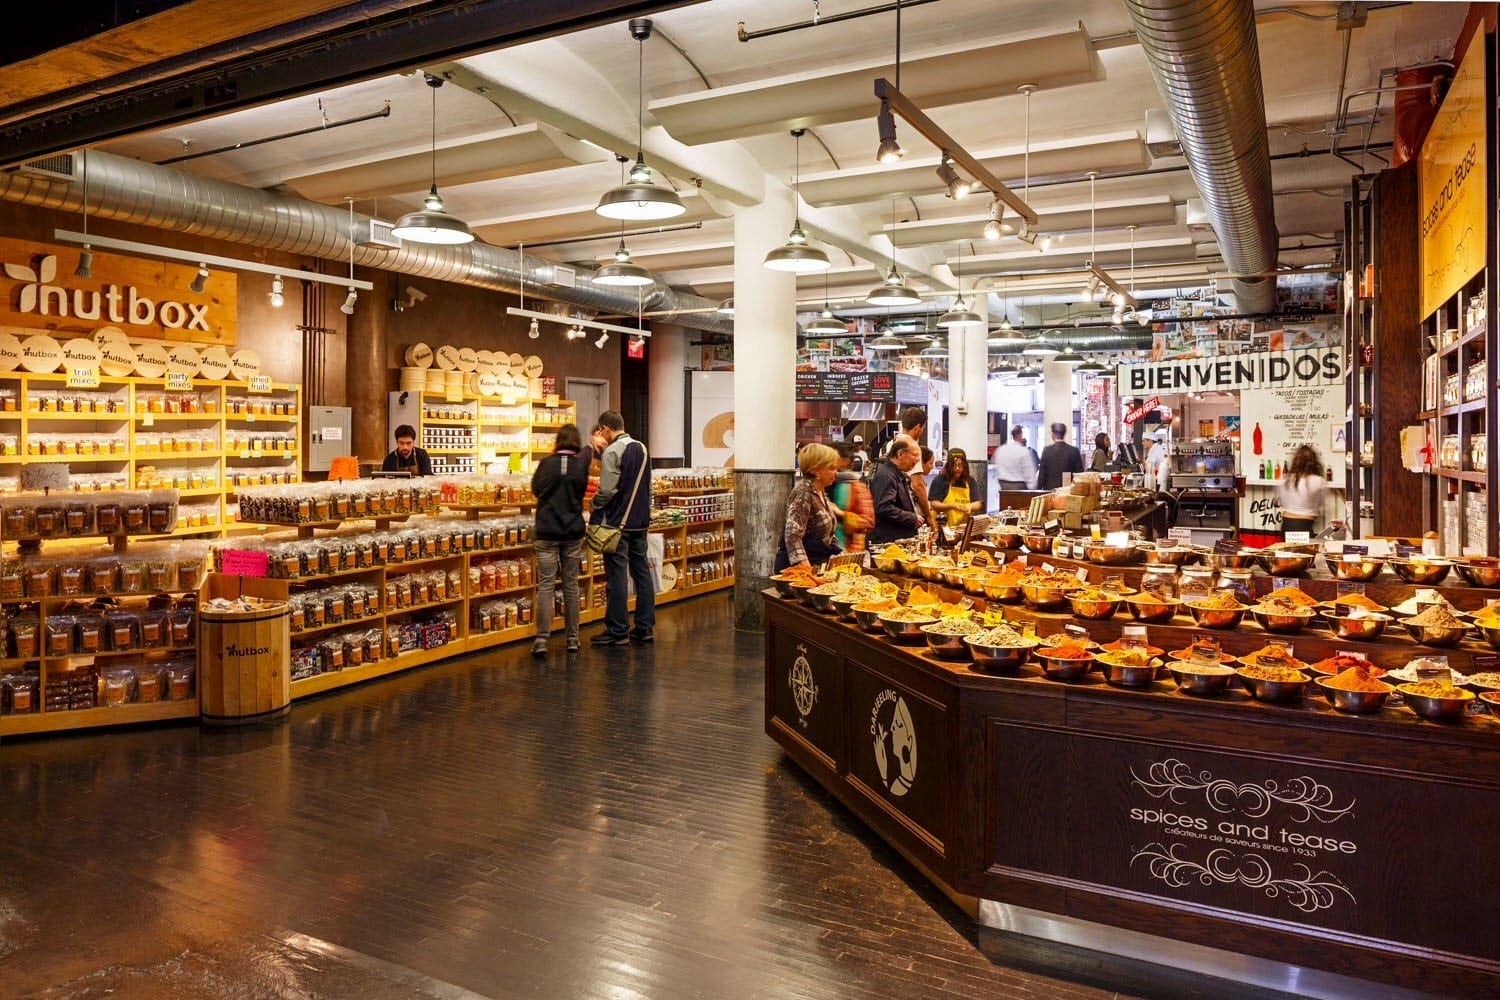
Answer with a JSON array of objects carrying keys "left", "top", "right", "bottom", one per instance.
[
  {"left": 596, "top": 156, "right": 656, "bottom": 286},
  {"left": 866, "top": 331, "right": 907, "bottom": 351},
  {"left": 987, "top": 326, "right": 1027, "bottom": 348},
  {"left": 867, "top": 200, "right": 920, "bottom": 306},
  {"left": 919, "top": 339, "right": 948, "bottom": 360},
  {"left": 1021, "top": 336, "right": 1059, "bottom": 358},
  {"left": 1011, "top": 363, "right": 1041, "bottom": 383},
  {"left": 1077, "top": 356, "right": 1109, "bottom": 375},
  {"left": 1053, "top": 347, "right": 1087, "bottom": 365},
  {"left": 391, "top": 75, "right": 475, "bottom": 245},
  {"left": 805, "top": 271, "right": 846, "bottom": 333},
  {"left": 597, "top": 19, "right": 686, "bottom": 221},
  {"left": 765, "top": 129, "right": 830, "bottom": 273},
  {"left": 938, "top": 243, "right": 983, "bottom": 328}
]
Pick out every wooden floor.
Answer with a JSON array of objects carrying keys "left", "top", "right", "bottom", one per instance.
[{"left": 0, "top": 594, "right": 1281, "bottom": 999}]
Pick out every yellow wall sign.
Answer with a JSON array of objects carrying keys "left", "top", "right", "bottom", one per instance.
[
  {"left": 1419, "top": 42, "right": 1487, "bottom": 319},
  {"left": 0, "top": 236, "right": 237, "bottom": 344}
]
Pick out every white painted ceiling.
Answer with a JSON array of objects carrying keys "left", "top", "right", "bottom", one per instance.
[{"left": 100, "top": 0, "right": 1470, "bottom": 322}]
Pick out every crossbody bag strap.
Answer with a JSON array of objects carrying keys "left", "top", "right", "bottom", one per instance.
[{"left": 608, "top": 441, "right": 649, "bottom": 528}]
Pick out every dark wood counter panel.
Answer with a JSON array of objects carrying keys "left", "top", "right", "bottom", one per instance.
[{"left": 765, "top": 590, "right": 1500, "bottom": 998}]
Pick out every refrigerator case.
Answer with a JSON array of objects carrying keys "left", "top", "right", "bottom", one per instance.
[{"left": 307, "top": 406, "right": 353, "bottom": 472}]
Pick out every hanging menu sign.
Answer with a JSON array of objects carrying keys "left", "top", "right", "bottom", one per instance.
[
  {"left": 795, "top": 371, "right": 898, "bottom": 402},
  {"left": 1117, "top": 348, "right": 1343, "bottom": 395}
]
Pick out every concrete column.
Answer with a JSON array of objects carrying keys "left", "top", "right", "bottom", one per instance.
[
  {"left": 947, "top": 300, "right": 991, "bottom": 509},
  {"left": 1042, "top": 360, "right": 1075, "bottom": 440},
  {"left": 346, "top": 268, "right": 392, "bottom": 465},
  {"left": 732, "top": 181, "right": 797, "bottom": 630},
  {"left": 648, "top": 324, "right": 688, "bottom": 461}
]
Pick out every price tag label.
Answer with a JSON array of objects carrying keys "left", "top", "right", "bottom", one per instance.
[
  {"left": 1273, "top": 578, "right": 1301, "bottom": 590},
  {"left": 1041, "top": 562, "right": 1055, "bottom": 574},
  {"left": 165, "top": 372, "right": 192, "bottom": 392},
  {"left": 1075, "top": 567, "right": 1090, "bottom": 583},
  {"left": 65, "top": 368, "right": 100, "bottom": 389},
  {"left": 141, "top": 413, "right": 154, "bottom": 427},
  {"left": 1167, "top": 527, "right": 1194, "bottom": 545},
  {"left": 1213, "top": 537, "right": 1241, "bottom": 555},
  {"left": 1471, "top": 654, "right": 1500, "bottom": 672},
  {"left": 221, "top": 549, "right": 269, "bottom": 577},
  {"left": 1344, "top": 544, "right": 1369, "bottom": 556},
  {"left": 1335, "top": 581, "right": 1366, "bottom": 596},
  {"left": 248, "top": 375, "right": 273, "bottom": 394},
  {"left": 1043, "top": 520, "right": 1059, "bottom": 531},
  {"left": 1284, "top": 531, "right": 1311, "bottom": 544},
  {"left": 1105, "top": 531, "right": 1131, "bottom": 548},
  {"left": 1121, "top": 625, "right": 1149, "bottom": 642},
  {"left": 1337, "top": 650, "right": 1372, "bottom": 663},
  {"left": 1064, "top": 623, "right": 1089, "bottom": 641}
]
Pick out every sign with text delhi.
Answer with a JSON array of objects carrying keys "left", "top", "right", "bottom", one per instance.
[{"left": 1117, "top": 348, "right": 1344, "bottom": 395}]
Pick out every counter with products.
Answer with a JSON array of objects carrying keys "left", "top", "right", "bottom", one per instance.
[{"left": 763, "top": 549, "right": 1500, "bottom": 997}]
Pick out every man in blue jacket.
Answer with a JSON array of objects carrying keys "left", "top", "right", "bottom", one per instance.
[{"left": 589, "top": 410, "right": 655, "bottom": 646}]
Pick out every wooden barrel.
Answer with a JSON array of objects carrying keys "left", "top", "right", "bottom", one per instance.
[{"left": 198, "top": 602, "right": 291, "bottom": 725}]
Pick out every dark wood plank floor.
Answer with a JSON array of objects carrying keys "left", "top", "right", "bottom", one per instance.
[{"left": 0, "top": 595, "right": 1285, "bottom": 999}]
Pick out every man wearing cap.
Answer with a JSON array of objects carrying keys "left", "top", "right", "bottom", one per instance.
[
  {"left": 1036, "top": 422, "right": 1084, "bottom": 490},
  {"left": 1145, "top": 430, "right": 1172, "bottom": 492}
]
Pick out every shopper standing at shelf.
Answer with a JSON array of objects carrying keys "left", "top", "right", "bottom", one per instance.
[
  {"left": 589, "top": 410, "right": 655, "bottom": 647},
  {"left": 828, "top": 442, "right": 875, "bottom": 553},
  {"left": 774, "top": 443, "right": 844, "bottom": 571},
  {"left": 994, "top": 426, "right": 1039, "bottom": 491},
  {"left": 1090, "top": 433, "right": 1113, "bottom": 472},
  {"left": 867, "top": 435, "right": 924, "bottom": 546},
  {"left": 1036, "top": 422, "right": 1084, "bottom": 490},
  {"left": 1276, "top": 444, "right": 1328, "bottom": 536},
  {"left": 530, "top": 423, "right": 590, "bottom": 656},
  {"left": 381, "top": 424, "right": 432, "bottom": 477}
]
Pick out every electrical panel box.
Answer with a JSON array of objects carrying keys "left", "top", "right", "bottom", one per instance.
[{"left": 306, "top": 406, "right": 352, "bottom": 472}]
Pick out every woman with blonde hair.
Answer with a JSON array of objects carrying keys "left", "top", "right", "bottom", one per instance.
[
  {"left": 774, "top": 443, "right": 844, "bottom": 571},
  {"left": 1276, "top": 444, "right": 1327, "bottom": 535}
]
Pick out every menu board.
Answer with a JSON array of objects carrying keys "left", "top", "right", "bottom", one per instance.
[
  {"left": 795, "top": 371, "right": 898, "bottom": 402},
  {"left": 1239, "top": 382, "right": 1346, "bottom": 487}
]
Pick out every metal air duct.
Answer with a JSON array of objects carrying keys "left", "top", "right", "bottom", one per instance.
[
  {"left": 1123, "top": 0, "right": 1279, "bottom": 314},
  {"left": 0, "top": 150, "right": 732, "bottom": 334}
]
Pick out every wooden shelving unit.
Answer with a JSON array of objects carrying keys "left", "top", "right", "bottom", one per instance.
[
  {"left": 413, "top": 393, "right": 576, "bottom": 477},
  {"left": 1422, "top": 279, "right": 1496, "bottom": 554}
]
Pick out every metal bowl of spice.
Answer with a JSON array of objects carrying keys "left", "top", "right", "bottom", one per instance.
[
  {"left": 1398, "top": 680, "right": 1474, "bottom": 722},
  {"left": 1184, "top": 592, "right": 1249, "bottom": 630},
  {"left": 1324, "top": 609, "right": 1392, "bottom": 641},
  {"left": 1387, "top": 557, "right": 1454, "bottom": 586},
  {"left": 1316, "top": 666, "right": 1393, "bottom": 714},
  {"left": 1167, "top": 661, "right": 1236, "bottom": 696},
  {"left": 1032, "top": 645, "right": 1096, "bottom": 682},
  {"left": 1454, "top": 556, "right": 1500, "bottom": 588},
  {"left": 921, "top": 618, "right": 984, "bottom": 660},
  {"left": 965, "top": 625, "right": 1038, "bottom": 673},
  {"left": 1236, "top": 663, "right": 1310, "bottom": 703},
  {"left": 1400, "top": 604, "right": 1471, "bottom": 647}
]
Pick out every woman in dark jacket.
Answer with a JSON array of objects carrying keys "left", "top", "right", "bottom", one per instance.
[{"left": 530, "top": 423, "right": 590, "bottom": 655}]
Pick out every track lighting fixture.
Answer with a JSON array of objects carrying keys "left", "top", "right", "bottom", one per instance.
[
  {"left": 269, "top": 275, "right": 285, "bottom": 308},
  {"left": 596, "top": 19, "right": 686, "bottom": 221},
  {"left": 595, "top": 331, "right": 610, "bottom": 349},
  {"left": 340, "top": 287, "right": 358, "bottom": 315},
  {"left": 391, "top": 75, "right": 475, "bottom": 245},
  {"left": 75, "top": 149, "right": 92, "bottom": 278},
  {"left": 528, "top": 318, "right": 541, "bottom": 339},
  {"left": 74, "top": 248, "right": 92, "bottom": 279},
  {"left": 936, "top": 153, "right": 971, "bottom": 200},
  {"left": 875, "top": 99, "right": 904, "bottom": 164},
  {"left": 189, "top": 263, "right": 209, "bottom": 294},
  {"left": 765, "top": 129, "right": 830, "bottom": 273}
]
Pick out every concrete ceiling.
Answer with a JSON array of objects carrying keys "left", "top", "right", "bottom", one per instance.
[{"left": 86, "top": 0, "right": 1471, "bottom": 320}]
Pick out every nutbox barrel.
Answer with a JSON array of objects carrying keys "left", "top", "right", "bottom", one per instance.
[{"left": 198, "top": 602, "right": 290, "bottom": 724}]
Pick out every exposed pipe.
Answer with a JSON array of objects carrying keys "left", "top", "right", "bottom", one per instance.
[
  {"left": 737, "top": 0, "right": 941, "bottom": 42},
  {"left": 0, "top": 149, "right": 732, "bottom": 335},
  {"left": 159, "top": 102, "right": 393, "bottom": 165},
  {"left": 1124, "top": 0, "right": 1279, "bottom": 314}
]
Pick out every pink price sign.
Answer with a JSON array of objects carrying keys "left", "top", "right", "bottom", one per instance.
[{"left": 221, "top": 549, "right": 270, "bottom": 577}]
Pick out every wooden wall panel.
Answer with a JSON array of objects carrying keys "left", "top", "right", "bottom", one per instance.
[{"left": 1374, "top": 160, "right": 1423, "bottom": 535}]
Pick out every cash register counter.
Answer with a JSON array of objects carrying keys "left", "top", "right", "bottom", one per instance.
[{"left": 764, "top": 565, "right": 1500, "bottom": 998}]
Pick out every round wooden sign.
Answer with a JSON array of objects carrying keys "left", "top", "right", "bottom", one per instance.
[
  {"left": 199, "top": 346, "right": 232, "bottom": 380},
  {"left": 522, "top": 354, "right": 544, "bottom": 378},
  {"left": 0, "top": 332, "right": 24, "bottom": 372},
  {"left": 92, "top": 325, "right": 129, "bottom": 345},
  {"left": 404, "top": 343, "right": 433, "bottom": 368},
  {"left": 134, "top": 341, "right": 170, "bottom": 378},
  {"left": 434, "top": 345, "right": 460, "bottom": 371},
  {"left": 98, "top": 339, "right": 136, "bottom": 377},
  {"left": 507, "top": 351, "right": 525, "bottom": 376},
  {"left": 475, "top": 349, "right": 497, "bottom": 373},
  {"left": 477, "top": 372, "right": 499, "bottom": 396},
  {"left": 229, "top": 349, "right": 262, "bottom": 380},
  {"left": 62, "top": 338, "right": 102, "bottom": 373},
  {"left": 20, "top": 335, "right": 63, "bottom": 373},
  {"left": 456, "top": 347, "right": 478, "bottom": 373},
  {"left": 166, "top": 343, "right": 200, "bottom": 377}
]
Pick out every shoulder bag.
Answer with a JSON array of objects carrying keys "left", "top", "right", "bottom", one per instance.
[{"left": 585, "top": 442, "right": 647, "bottom": 554}]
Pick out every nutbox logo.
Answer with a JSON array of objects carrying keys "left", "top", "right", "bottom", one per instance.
[{"left": 4, "top": 253, "right": 211, "bottom": 331}]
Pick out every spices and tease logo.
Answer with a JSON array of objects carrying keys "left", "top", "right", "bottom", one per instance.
[
  {"left": 788, "top": 643, "right": 818, "bottom": 726},
  {"left": 5, "top": 253, "right": 211, "bottom": 331},
  {"left": 870, "top": 688, "right": 917, "bottom": 797}
]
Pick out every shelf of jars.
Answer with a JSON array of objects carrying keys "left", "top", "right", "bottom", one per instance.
[
  {"left": 1421, "top": 278, "right": 1495, "bottom": 555},
  {"left": 415, "top": 395, "right": 576, "bottom": 476}
]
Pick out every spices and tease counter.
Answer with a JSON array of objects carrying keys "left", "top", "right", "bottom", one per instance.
[{"left": 763, "top": 554, "right": 1500, "bottom": 998}]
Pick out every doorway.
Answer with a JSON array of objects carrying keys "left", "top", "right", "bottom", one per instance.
[{"left": 566, "top": 378, "right": 609, "bottom": 440}]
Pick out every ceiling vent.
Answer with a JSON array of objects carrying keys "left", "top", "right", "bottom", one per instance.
[
  {"left": 546, "top": 263, "right": 576, "bottom": 288},
  {"left": 362, "top": 219, "right": 401, "bottom": 248},
  {"left": 13, "top": 154, "right": 76, "bottom": 181},
  {"left": 1145, "top": 109, "right": 1182, "bottom": 159}
]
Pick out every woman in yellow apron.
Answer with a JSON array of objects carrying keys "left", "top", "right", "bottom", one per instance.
[{"left": 928, "top": 448, "right": 981, "bottom": 536}]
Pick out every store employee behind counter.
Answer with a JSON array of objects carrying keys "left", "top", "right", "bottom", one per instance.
[{"left": 381, "top": 423, "right": 432, "bottom": 477}]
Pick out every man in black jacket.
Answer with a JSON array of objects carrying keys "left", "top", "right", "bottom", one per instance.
[
  {"left": 1037, "top": 422, "right": 1085, "bottom": 489},
  {"left": 588, "top": 410, "right": 654, "bottom": 646},
  {"left": 530, "top": 424, "right": 589, "bottom": 655},
  {"left": 867, "top": 436, "right": 923, "bottom": 546}
]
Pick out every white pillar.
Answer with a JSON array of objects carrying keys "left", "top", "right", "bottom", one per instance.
[
  {"left": 1042, "top": 360, "right": 1074, "bottom": 440},
  {"left": 732, "top": 181, "right": 797, "bottom": 628},
  {"left": 947, "top": 301, "right": 991, "bottom": 509},
  {"left": 648, "top": 324, "right": 688, "bottom": 461}
]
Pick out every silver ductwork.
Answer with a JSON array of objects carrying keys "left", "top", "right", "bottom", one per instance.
[
  {"left": 0, "top": 150, "right": 733, "bottom": 334},
  {"left": 1124, "top": 0, "right": 1279, "bottom": 314}
]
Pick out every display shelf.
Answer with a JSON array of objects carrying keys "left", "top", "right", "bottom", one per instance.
[
  {"left": 289, "top": 643, "right": 460, "bottom": 698},
  {"left": 39, "top": 644, "right": 197, "bottom": 662},
  {"left": 0, "top": 699, "right": 197, "bottom": 736},
  {"left": 406, "top": 391, "right": 576, "bottom": 476},
  {"left": 135, "top": 413, "right": 224, "bottom": 421},
  {"left": 291, "top": 617, "right": 382, "bottom": 642},
  {"left": 383, "top": 596, "right": 465, "bottom": 617},
  {"left": 463, "top": 624, "right": 535, "bottom": 653},
  {"left": 1436, "top": 468, "right": 1488, "bottom": 484}
]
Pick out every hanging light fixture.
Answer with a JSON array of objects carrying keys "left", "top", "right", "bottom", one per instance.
[
  {"left": 189, "top": 263, "right": 209, "bottom": 295},
  {"left": 937, "top": 243, "right": 983, "bottom": 328},
  {"left": 597, "top": 19, "right": 686, "bottom": 221},
  {"left": 1077, "top": 356, "right": 1109, "bottom": 374},
  {"left": 75, "top": 149, "right": 92, "bottom": 278},
  {"left": 987, "top": 326, "right": 1027, "bottom": 348},
  {"left": 269, "top": 275, "right": 285, "bottom": 308},
  {"left": 1021, "top": 336, "right": 1059, "bottom": 358},
  {"left": 1053, "top": 346, "right": 1087, "bottom": 365},
  {"left": 805, "top": 269, "right": 846, "bottom": 334},
  {"left": 337, "top": 197, "right": 356, "bottom": 314},
  {"left": 764, "top": 129, "right": 830, "bottom": 273},
  {"left": 1011, "top": 363, "right": 1041, "bottom": 382},
  {"left": 391, "top": 75, "right": 475, "bottom": 245},
  {"left": 982, "top": 200, "right": 1003, "bottom": 241},
  {"left": 936, "top": 152, "right": 971, "bottom": 199},
  {"left": 919, "top": 338, "right": 948, "bottom": 360},
  {"left": 867, "top": 200, "right": 920, "bottom": 306},
  {"left": 874, "top": 1, "right": 905, "bottom": 163},
  {"left": 595, "top": 237, "right": 655, "bottom": 287},
  {"left": 595, "top": 331, "right": 610, "bottom": 349},
  {"left": 866, "top": 331, "right": 907, "bottom": 351},
  {"left": 716, "top": 298, "right": 735, "bottom": 315}
]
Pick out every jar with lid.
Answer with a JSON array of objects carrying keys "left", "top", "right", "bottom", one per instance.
[
  {"left": 1140, "top": 564, "right": 1179, "bottom": 598},
  {"left": 1215, "top": 569, "right": 1255, "bottom": 606},
  {"left": 1178, "top": 565, "right": 1216, "bottom": 600}
]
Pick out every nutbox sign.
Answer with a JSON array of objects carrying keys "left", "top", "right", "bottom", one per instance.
[{"left": 0, "top": 237, "right": 236, "bottom": 345}]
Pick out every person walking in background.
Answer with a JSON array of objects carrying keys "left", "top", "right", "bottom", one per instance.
[
  {"left": 994, "top": 426, "right": 1039, "bottom": 490},
  {"left": 929, "top": 448, "right": 982, "bottom": 531},
  {"left": 867, "top": 436, "right": 923, "bottom": 546},
  {"left": 828, "top": 442, "right": 875, "bottom": 552},
  {"left": 775, "top": 444, "right": 844, "bottom": 571},
  {"left": 588, "top": 410, "right": 654, "bottom": 647},
  {"left": 912, "top": 446, "right": 938, "bottom": 532},
  {"left": 1276, "top": 444, "right": 1328, "bottom": 535},
  {"left": 1090, "top": 432, "right": 1113, "bottom": 472},
  {"left": 381, "top": 424, "right": 432, "bottom": 477},
  {"left": 1036, "top": 422, "right": 1084, "bottom": 490},
  {"left": 1144, "top": 430, "right": 1172, "bottom": 492},
  {"left": 530, "top": 424, "right": 589, "bottom": 656}
]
